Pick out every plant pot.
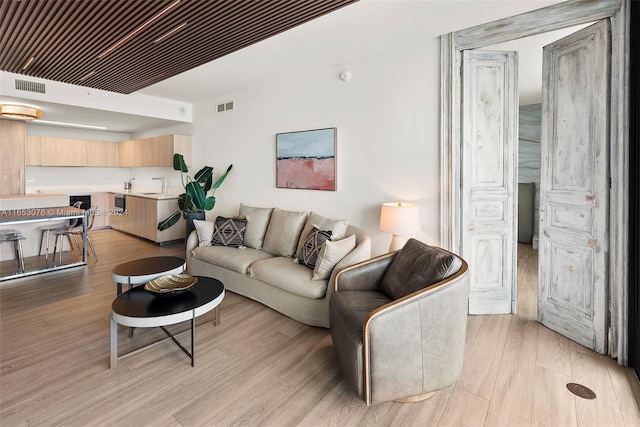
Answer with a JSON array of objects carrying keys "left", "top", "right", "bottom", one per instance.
[{"left": 184, "top": 211, "right": 206, "bottom": 239}]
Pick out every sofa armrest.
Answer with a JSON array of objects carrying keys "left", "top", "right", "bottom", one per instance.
[
  {"left": 335, "top": 252, "right": 397, "bottom": 292},
  {"left": 186, "top": 230, "right": 199, "bottom": 254}
]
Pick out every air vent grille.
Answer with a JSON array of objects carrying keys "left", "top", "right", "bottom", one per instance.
[
  {"left": 216, "top": 101, "right": 234, "bottom": 113},
  {"left": 15, "top": 79, "right": 46, "bottom": 94}
]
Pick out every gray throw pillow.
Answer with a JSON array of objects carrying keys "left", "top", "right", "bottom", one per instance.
[
  {"left": 380, "top": 238, "right": 462, "bottom": 299},
  {"left": 261, "top": 208, "right": 308, "bottom": 257},
  {"left": 295, "top": 227, "right": 332, "bottom": 268},
  {"left": 211, "top": 216, "right": 247, "bottom": 248}
]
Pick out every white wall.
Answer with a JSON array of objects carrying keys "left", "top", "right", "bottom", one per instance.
[{"left": 192, "top": 41, "right": 441, "bottom": 255}]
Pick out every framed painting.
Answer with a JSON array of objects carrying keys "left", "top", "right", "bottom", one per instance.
[{"left": 276, "top": 127, "right": 336, "bottom": 191}]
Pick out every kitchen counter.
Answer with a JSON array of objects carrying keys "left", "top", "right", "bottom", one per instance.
[{"left": 113, "top": 191, "right": 180, "bottom": 200}]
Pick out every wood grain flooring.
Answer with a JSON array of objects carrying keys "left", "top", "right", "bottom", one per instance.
[{"left": 0, "top": 233, "right": 638, "bottom": 426}]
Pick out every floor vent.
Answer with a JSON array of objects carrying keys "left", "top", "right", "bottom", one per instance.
[
  {"left": 566, "top": 383, "right": 597, "bottom": 399},
  {"left": 15, "top": 78, "right": 46, "bottom": 94},
  {"left": 216, "top": 101, "right": 234, "bottom": 113}
]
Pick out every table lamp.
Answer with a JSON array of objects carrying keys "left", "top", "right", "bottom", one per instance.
[{"left": 379, "top": 202, "right": 421, "bottom": 251}]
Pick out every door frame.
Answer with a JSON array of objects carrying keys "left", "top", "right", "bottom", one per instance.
[{"left": 440, "top": 0, "right": 630, "bottom": 362}]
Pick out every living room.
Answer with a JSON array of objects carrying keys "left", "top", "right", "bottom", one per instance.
[{"left": 1, "top": 0, "right": 638, "bottom": 425}]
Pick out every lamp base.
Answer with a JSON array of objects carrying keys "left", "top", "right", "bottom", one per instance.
[{"left": 389, "top": 235, "right": 410, "bottom": 252}]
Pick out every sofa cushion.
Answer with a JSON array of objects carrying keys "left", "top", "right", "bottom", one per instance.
[
  {"left": 295, "top": 212, "right": 349, "bottom": 256},
  {"left": 295, "top": 227, "right": 332, "bottom": 268},
  {"left": 211, "top": 216, "right": 247, "bottom": 247},
  {"left": 239, "top": 204, "right": 273, "bottom": 249},
  {"left": 262, "top": 208, "right": 308, "bottom": 257},
  {"left": 191, "top": 246, "right": 274, "bottom": 274},
  {"left": 313, "top": 234, "right": 356, "bottom": 280},
  {"left": 193, "top": 219, "right": 214, "bottom": 246},
  {"left": 248, "top": 257, "right": 328, "bottom": 299},
  {"left": 380, "top": 238, "right": 462, "bottom": 300}
]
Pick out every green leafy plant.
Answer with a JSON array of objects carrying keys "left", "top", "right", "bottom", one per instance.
[{"left": 157, "top": 153, "right": 233, "bottom": 231}]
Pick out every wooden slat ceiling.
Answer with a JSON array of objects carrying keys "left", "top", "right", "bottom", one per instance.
[{"left": 0, "top": 0, "right": 358, "bottom": 94}]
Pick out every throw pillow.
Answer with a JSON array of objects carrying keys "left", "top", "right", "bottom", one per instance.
[
  {"left": 295, "top": 227, "right": 333, "bottom": 268},
  {"left": 313, "top": 234, "right": 356, "bottom": 280},
  {"left": 294, "top": 212, "right": 348, "bottom": 256},
  {"left": 211, "top": 216, "right": 248, "bottom": 248},
  {"left": 193, "top": 219, "right": 214, "bottom": 246},
  {"left": 238, "top": 204, "right": 273, "bottom": 249},
  {"left": 380, "top": 238, "right": 462, "bottom": 300},
  {"left": 262, "top": 208, "right": 308, "bottom": 257}
]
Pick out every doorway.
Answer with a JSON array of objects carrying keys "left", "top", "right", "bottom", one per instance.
[{"left": 441, "top": 0, "right": 629, "bottom": 360}]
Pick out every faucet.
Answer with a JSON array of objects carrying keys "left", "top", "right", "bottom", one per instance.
[
  {"left": 124, "top": 177, "right": 135, "bottom": 191},
  {"left": 153, "top": 176, "right": 166, "bottom": 196}
]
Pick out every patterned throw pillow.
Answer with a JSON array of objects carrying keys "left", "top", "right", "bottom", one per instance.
[
  {"left": 211, "top": 216, "right": 247, "bottom": 247},
  {"left": 295, "top": 227, "right": 332, "bottom": 268}
]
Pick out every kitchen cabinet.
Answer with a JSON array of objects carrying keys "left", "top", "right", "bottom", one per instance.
[
  {"left": 86, "top": 140, "right": 117, "bottom": 167},
  {"left": 117, "top": 134, "right": 191, "bottom": 167},
  {"left": 40, "top": 137, "right": 86, "bottom": 166},
  {"left": 0, "top": 118, "right": 26, "bottom": 195},
  {"left": 91, "top": 192, "right": 110, "bottom": 229},
  {"left": 109, "top": 193, "right": 184, "bottom": 244},
  {"left": 26, "top": 135, "right": 41, "bottom": 165}
]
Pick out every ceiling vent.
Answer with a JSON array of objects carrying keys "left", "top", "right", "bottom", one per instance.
[
  {"left": 216, "top": 101, "right": 234, "bottom": 113},
  {"left": 15, "top": 79, "right": 46, "bottom": 94}
]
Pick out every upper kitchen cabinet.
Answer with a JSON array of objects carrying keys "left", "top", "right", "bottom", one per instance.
[
  {"left": 26, "top": 135, "right": 41, "bottom": 165},
  {"left": 0, "top": 118, "right": 26, "bottom": 195},
  {"left": 118, "top": 134, "right": 191, "bottom": 167},
  {"left": 86, "top": 140, "right": 118, "bottom": 167},
  {"left": 40, "top": 137, "right": 86, "bottom": 166}
]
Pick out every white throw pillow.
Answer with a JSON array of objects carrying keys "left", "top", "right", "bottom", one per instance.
[
  {"left": 313, "top": 234, "right": 356, "bottom": 280},
  {"left": 193, "top": 219, "right": 214, "bottom": 246}
]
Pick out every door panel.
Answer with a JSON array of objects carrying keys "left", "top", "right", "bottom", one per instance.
[
  {"left": 462, "top": 50, "right": 518, "bottom": 314},
  {"left": 539, "top": 19, "right": 610, "bottom": 353}
]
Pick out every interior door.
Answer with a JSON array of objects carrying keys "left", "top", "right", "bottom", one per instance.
[
  {"left": 462, "top": 50, "right": 518, "bottom": 314},
  {"left": 538, "top": 20, "right": 610, "bottom": 353}
]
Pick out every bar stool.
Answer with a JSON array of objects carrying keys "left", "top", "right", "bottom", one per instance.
[
  {"left": 52, "top": 206, "right": 98, "bottom": 264},
  {"left": 37, "top": 201, "right": 83, "bottom": 260},
  {"left": 0, "top": 230, "right": 26, "bottom": 273}
]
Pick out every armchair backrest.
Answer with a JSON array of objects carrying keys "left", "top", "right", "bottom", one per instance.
[{"left": 379, "top": 238, "right": 462, "bottom": 300}]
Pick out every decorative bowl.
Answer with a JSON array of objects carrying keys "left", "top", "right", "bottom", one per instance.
[{"left": 144, "top": 273, "right": 198, "bottom": 297}]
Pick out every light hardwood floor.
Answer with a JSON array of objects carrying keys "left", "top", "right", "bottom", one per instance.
[{"left": 1, "top": 232, "right": 639, "bottom": 426}]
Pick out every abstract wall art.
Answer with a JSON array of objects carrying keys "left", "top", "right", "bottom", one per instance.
[{"left": 276, "top": 127, "right": 336, "bottom": 191}]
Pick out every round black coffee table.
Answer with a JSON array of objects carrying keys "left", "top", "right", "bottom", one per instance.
[
  {"left": 112, "top": 256, "right": 186, "bottom": 295},
  {"left": 109, "top": 275, "right": 224, "bottom": 369}
]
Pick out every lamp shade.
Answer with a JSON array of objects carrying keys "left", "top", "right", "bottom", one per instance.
[{"left": 379, "top": 202, "right": 421, "bottom": 235}]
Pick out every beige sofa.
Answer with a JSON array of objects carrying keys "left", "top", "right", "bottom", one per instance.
[{"left": 186, "top": 204, "right": 371, "bottom": 328}]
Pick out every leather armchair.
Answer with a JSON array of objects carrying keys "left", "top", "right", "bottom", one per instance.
[{"left": 329, "top": 238, "right": 469, "bottom": 405}]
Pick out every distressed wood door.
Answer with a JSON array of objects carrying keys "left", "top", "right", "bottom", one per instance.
[
  {"left": 462, "top": 50, "right": 518, "bottom": 314},
  {"left": 538, "top": 20, "right": 610, "bottom": 353}
]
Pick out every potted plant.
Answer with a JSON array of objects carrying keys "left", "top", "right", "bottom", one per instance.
[{"left": 157, "top": 153, "right": 232, "bottom": 237}]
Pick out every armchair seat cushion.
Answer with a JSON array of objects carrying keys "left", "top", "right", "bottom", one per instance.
[{"left": 330, "top": 290, "right": 393, "bottom": 398}]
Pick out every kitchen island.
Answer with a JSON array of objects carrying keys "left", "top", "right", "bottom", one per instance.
[
  {"left": 108, "top": 192, "right": 185, "bottom": 245},
  {"left": 0, "top": 196, "right": 87, "bottom": 280}
]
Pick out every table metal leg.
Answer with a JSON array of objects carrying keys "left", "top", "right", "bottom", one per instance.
[
  {"left": 110, "top": 311, "right": 117, "bottom": 369},
  {"left": 191, "top": 311, "right": 195, "bottom": 367}
]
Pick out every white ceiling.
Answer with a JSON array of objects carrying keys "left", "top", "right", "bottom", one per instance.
[{"left": 3, "top": 0, "right": 565, "bottom": 134}]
